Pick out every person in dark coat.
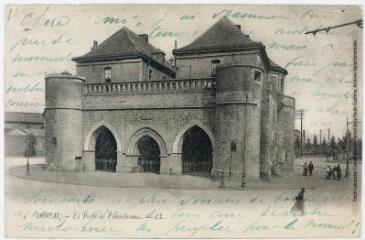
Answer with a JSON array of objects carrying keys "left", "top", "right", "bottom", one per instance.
[
  {"left": 303, "top": 162, "right": 308, "bottom": 176},
  {"left": 332, "top": 165, "right": 337, "bottom": 180},
  {"left": 291, "top": 188, "right": 305, "bottom": 215},
  {"left": 336, "top": 164, "right": 342, "bottom": 180},
  {"left": 308, "top": 161, "right": 314, "bottom": 176}
]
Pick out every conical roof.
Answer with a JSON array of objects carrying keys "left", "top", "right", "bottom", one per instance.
[{"left": 174, "top": 17, "right": 261, "bottom": 55}]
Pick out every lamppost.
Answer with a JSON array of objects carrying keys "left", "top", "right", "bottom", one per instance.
[{"left": 24, "top": 134, "right": 36, "bottom": 176}]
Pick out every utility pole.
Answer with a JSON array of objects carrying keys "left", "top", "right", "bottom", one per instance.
[
  {"left": 319, "top": 130, "right": 322, "bottom": 144},
  {"left": 295, "top": 109, "right": 307, "bottom": 156},
  {"left": 305, "top": 17, "right": 362, "bottom": 202},
  {"left": 345, "top": 118, "right": 350, "bottom": 177},
  {"left": 345, "top": 119, "right": 362, "bottom": 178},
  {"left": 319, "top": 129, "right": 330, "bottom": 160}
]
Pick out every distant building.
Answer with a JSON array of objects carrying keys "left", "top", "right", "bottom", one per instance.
[
  {"left": 44, "top": 18, "right": 295, "bottom": 182},
  {"left": 5, "top": 112, "right": 45, "bottom": 156}
]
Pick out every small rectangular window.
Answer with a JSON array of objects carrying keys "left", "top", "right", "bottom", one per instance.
[
  {"left": 104, "top": 67, "right": 112, "bottom": 82},
  {"left": 280, "top": 78, "right": 285, "bottom": 93},
  {"left": 254, "top": 70, "right": 261, "bottom": 82},
  {"left": 269, "top": 75, "right": 277, "bottom": 90},
  {"left": 230, "top": 141, "right": 237, "bottom": 152},
  {"left": 211, "top": 59, "right": 221, "bottom": 76},
  {"left": 148, "top": 68, "right": 153, "bottom": 80}
]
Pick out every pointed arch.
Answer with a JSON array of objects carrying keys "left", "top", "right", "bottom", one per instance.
[
  {"left": 125, "top": 127, "right": 167, "bottom": 157},
  {"left": 84, "top": 121, "right": 122, "bottom": 151},
  {"left": 172, "top": 119, "right": 215, "bottom": 154}
]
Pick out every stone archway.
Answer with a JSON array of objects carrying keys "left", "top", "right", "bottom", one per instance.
[
  {"left": 94, "top": 126, "right": 117, "bottom": 172},
  {"left": 181, "top": 126, "right": 213, "bottom": 176},
  {"left": 84, "top": 121, "right": 122, "bottom": 152},
  {"left": 126, "top": 127, "right": 167, "bottom": 156},
  {"left": 136, "top": 136, "right": 161, "bottom": 174},
  {"left": 172, "top": 120, "right": 215, "bottom": 176},
  {"left": 83, "top": 121, "right": 122, "bottom": 172},
  {"left": 125, "top": 127, "right": 168, "bottom": 174}
]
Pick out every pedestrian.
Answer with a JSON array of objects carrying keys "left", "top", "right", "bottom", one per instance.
[
  {"left": 308, "top": 161, "right": 314, "bottom": 176},
  {"left": 291, "top": 188, "right": 305, "bottom": 215},
  {"left": 326, "top": 165, "right": 332, "bottom": 179},
  {"left": 336, "top": 164, "right": 342, "bottom": 180},
  {"left": 303, "top": 162, "right": 308, "bottom": 176},
  {"left": 332, "top": 165, "right": 337, "bottom": 180}
]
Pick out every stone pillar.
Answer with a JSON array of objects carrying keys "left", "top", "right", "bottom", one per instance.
[
  {"left": 117, "top": 154, "right": 138, "bottom": 173},
  {"left": 168, "top": 153, "right": 182, "bottom": 175},
  {"left": 83, "top": 150, "right": 95, "bottom": 172},
  {"left": 159, "top": 156, "right": 169, "bottom": 174}
]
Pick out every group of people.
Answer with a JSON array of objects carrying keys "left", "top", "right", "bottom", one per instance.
[
  {"left": 326, "top": 164, "right": 342, "bottom": 180},
  {"left": 302, "top": 161, "right": 314, "bottom": 176}
]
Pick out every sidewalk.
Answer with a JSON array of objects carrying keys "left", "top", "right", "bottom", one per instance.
[{"left": 7, "top": 161, "right": 357, "bottom": 191}]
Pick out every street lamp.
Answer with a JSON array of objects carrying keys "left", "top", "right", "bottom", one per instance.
[{"left": 24, "top": 134, "right": 36, "bottom": 176}]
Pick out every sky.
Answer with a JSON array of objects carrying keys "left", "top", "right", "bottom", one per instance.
[{"left": 4, "top": 4, "right": 363, "bottom": 138}]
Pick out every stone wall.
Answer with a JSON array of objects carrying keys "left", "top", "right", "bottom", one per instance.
[
  {"left": 175, "top": 50, "right": 266, "bottom": 79},
  {"left": 44, "top": 74, "right": 84, "bottom": 171},
  {"left": 277, "top": 95, "right": 295, "bottom": 171},
  {"left": 81, "top": 108, "right": 215, "bottom": 175}
]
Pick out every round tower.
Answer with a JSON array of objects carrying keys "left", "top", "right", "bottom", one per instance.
[
  {"left": 214, "top": 64, "right": 263, "bottom": 182},
  {"left": 44, "top": 72, "right": 84, "bottom": 171}
]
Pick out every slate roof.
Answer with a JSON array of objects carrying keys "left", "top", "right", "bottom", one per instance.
[
  {"left": 173, "top": 17, "right": 288, "bottom": 75},
  {"left": 173, "top": 17, "right": 262, "bottom": 55},
  {"left": 269, "top": 59, "right": 288, "bottom": 75},
  {"left": 5, "top": 112, "right": 43, "bottom": 124},
  {"left": 5, "top": 128, "right": 44, "bottom": 137},
  {"left": 72, "top": 27, "right": 174, "bottom": 76}
]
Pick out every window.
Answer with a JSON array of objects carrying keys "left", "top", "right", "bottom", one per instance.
[
  {"left": 104, "top": 67, "right": 112, "bottom": 82},
  {"left": 254, "top": 70, "right": 261, "bottom": 82},
  {"left": 148, "top": 68, "right": 153, "bottom": 80},
  {"left": 230, "top": 141, "right": 237, "bottom": 152},
  {"left": 269, "top": 75, "right": 277, "bottom": 91},
  {"left": 211, "top": 59, "right": 221, "bottom": 76},
  {"left": 280, "top": 78, "right": 284, "bottom": 93}
]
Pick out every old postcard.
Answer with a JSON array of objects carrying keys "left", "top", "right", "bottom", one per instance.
[{"left": 3, "top": 3, "right": 363, "bottom": 238}]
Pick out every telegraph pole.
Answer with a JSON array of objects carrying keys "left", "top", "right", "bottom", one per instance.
[
  {"left": 345, "top": 118, "right": 350, "bottom": 177},
  {"left": 345, "top": 119, "right": 362, "bottom": 178},
  {"left": 305, "top": 17, "right": 362, "bottom": 201},
  {"left": 295, "top": 109, "right": 307, "bottom": 156}
]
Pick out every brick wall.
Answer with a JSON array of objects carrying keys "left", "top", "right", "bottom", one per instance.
[
  {"left": 175, "top": 50, "right": 265, "bottom": 79},
  {"left": 82, "top": 108, "right": 215, "bottom": 174}
]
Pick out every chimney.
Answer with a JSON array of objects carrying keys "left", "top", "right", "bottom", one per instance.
[
  {"left": 174, "top": 40, "right": 178, "bottom": 50},
  {"left": 92, "top": 40, "right": 98, "bottom": 50},
  {"left": 235, "top": 25, "right": 241, "bottom": 30},
  {"left": 139, "top": 34, "right": 149, "bottom": 42}
]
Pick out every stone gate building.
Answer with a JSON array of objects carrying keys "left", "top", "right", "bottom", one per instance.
[{"left": 44, "top": 17, "right": 295, "bottom": 182}]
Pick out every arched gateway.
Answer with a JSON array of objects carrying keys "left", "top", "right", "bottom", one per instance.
[
  {"left": 94, "top": 126, "right": 117, "bottom": 172},
  {"left": 172, "top": 120, "right": 215, "bottom": 176},
  {"left": 181, "top": 126, "right": 213, "bottom": 176},
  {"left": 84, "top": 121, "right": 122, "bottom": 172}
]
